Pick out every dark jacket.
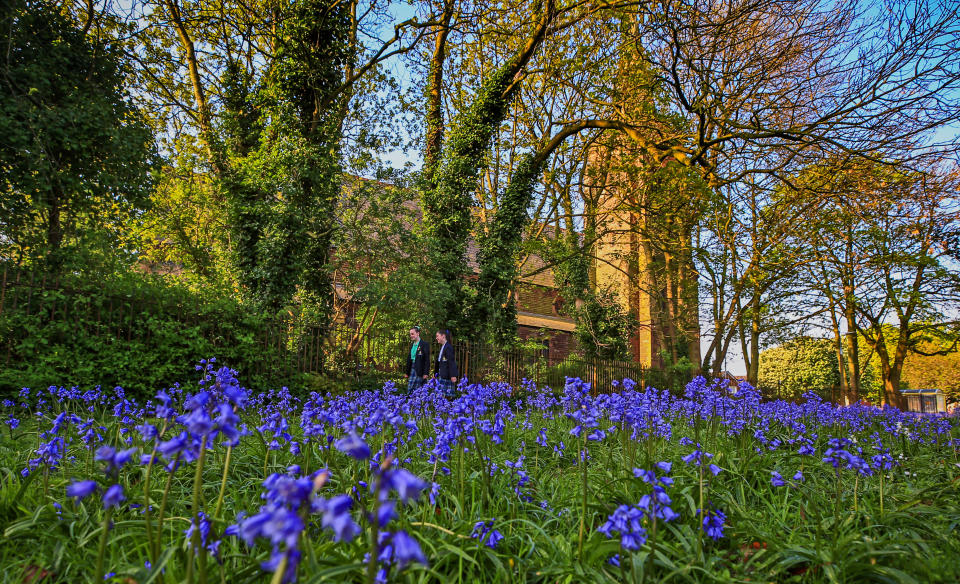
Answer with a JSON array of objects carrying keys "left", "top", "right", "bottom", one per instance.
[
  {"left": 433, "top": 342, "right": 459, "bottom": 380},
  {"left": 406, "top": 339, "right": 431, "bottom": 378}
]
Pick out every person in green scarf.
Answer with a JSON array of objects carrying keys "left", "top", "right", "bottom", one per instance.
[{"left": 405, "top": 326, "right": 430, "bottom": 392}]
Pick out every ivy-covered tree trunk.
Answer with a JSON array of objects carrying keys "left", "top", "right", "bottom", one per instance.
[
  {"left": 274, "top": 0, "right": 351, "bottom": 327},
  {"left": 420, "top": 0, "right": 555, "bottom": 335},
  {"left": 472, "top": 121, "right": 607, "bottom": 342},
  {"left": 422, "top": 62, "right": 529, "bottom": 334},
  {"left": 220, "top": 62, "right": 267, "bottom": 303},
  {"left": 474, "top": 153, "right": 543, "bottom": 342},
  {"left": 219, "top": 0, "right": 351, "bottom": 318}
]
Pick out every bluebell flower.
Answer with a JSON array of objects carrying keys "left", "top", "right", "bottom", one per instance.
[
  {"left": 702, "top": 508, "right": 726, "bottom": 540},
  {"left": 67, "top": 480, "right": 97, "bottom": 502},
  {"left": 95, "top": 446, "right": 137, "bottom": 474},
  {"left": 240, "top": 504, "right": 303, "bottom": 549},
  {"left": 157, "top": 431, "right": 189, "bottom": 460},
  {"left": 182, "top": 407, "right": 214, "bottom": 437},
  {"left": 137, "top": 423, "right": 157, "bottom": 441},
  {"left": 184, "top": 512, "right": 211, "bottom": 552},
  {"left": 472, "top": 519, "right": 504, "bottom": 548},
  {"left": 335, "top": 433, "right": 371, "bottom": 460},
  {"left": 103, "top": 484, "right": 125, "bottom": 509},
  {"left": 391, "top": 530, "right": 427, "bottom": 568},
  {"left": 682, "top": 447, "right": 714, "bottom": 467},
  {"left": 771, "top": 471, "right": 786, "bottom": 487},
  {"left": 376, "top": 499, "right": 397, "bottom": 526},
  {"left": 382, "top": 468, "right": 428, "bottom": 503},
  {"left": 260, "top": 548, "right": 299, "bottom": 584},
  {"left": 598, "top": 504, "right": 647, "bottom": 551},
  {"left": 318, "top": 495, "right": 361, "bottom": 542},
  {"left": 214, "top": 403, "right": 240, "bottom": 446}
]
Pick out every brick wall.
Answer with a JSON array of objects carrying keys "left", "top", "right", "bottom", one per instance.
[
  {"left": 516, "top": 283, "right": 563, "bottom": 316},
  {"left": 518, "top": 325, "right": 576, "bottom": 365}
]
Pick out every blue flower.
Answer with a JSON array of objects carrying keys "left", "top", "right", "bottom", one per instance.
[
  {"left": 598, "top": 504, "right": 647, "bottom": 551},
  {"left": 702, "top": 508, "right": 726, "bottom": 540},
  {"left": 472, "top": 519, "right": 505, "bottom": 548},
  {"left": 318, "top": 495, "right": 361, "bottom": 542},
  {"left": 184, "top": 512, "right": 211, "bottom": 550},
  {"left": 382, "top": 468, "right": 428, "bottom": 504},
  {"left": 682, "top": 447, "right": 713, "bottom": 467},
  {"left": 240, "top": 504, "right": 303, "bottom": 549},
  {"left": 95, "top": 446, "right": 137, "bottom": 474},
  {"left": 335, "top": 434, "right": 371, "bottom": 460},
  {"left": 103, "top": 484, "right": 125, "bottom": 509},
  {"left": 771, "top": 471, "right": 786, "bottom": 487},
  {"left": 67, "top": 480, "right": 97, "bottom": 502},
  {"left": 485, "top": 529, "right": 504, "bottom": 548},
  {"left": 157, "top": 431, "right": 189, "bottom": 460},
  {"left": 391, "top": 530, "right": 427, "bottom": 568}
]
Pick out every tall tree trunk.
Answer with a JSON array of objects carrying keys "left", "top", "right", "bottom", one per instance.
[
  {"left": 163, "top": 0, "right": 221, "bottom": 174},
  {"left": 747, "top": 294, "right": 761, "bottom": 385},
  {"left": 423, "top": 0, "right": 455, "bottom": 179},
  {"left": 842, "top": 228, "right": 861, "bottom": 399},
  {"left": 843, "top": 302, "right": 861, "bottom": 401},
  {"left": 827, "top": 298, "right": 852, "bottom": 404},
  {"left": 421, "top": 0, "right": 557, "bottom": 332},
  {"left": 865, "top": 325, "right": 906, "bottom": 409}
]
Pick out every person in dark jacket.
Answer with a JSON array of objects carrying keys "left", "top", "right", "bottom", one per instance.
[
  {"left": 404, "top": 326, "right": 430, "bottom": 393},
  {"left": 433, "top": 328, "right": 459, "bottom": 398}
]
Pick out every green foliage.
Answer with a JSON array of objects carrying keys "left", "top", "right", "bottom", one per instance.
[
  {"left": 472, "top": 153, "right": 544, "bottom": 343},
  {"left": 330, "top": 176, "right": 434, "bottom": 336},
  {"left": 568, "top": 288, "right": 637, "bottom": 361},
  {"left": 758, "top": 337, "right": 840, "bottom": 400},
  {"left": 0, "top": 0, "right": 158, "bottom": 264},
  {"left": 0, "top": 266, "right": 298, "bottom": 398},
  {"left": 213, "top": 0, "right": 351, "bottom": 318},
  {"left": 545, "top": 235, "right": 637, "bottom": 361},
  {"left": 421, "top": 58, "right": 529, "bottom": 335}
]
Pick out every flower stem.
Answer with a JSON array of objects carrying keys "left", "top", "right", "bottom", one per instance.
[
  {"left": 144, "top": 450, "right": 157, "bottom": 564},
  {"left": 144, "top": 419, "right": 168, "bottom": 566},
  {"left": 367, "top": 476, "right": 381, "bottom": 584},
  {"left": 213, "top": 445, "right": 233, "bottom": 520},
  {"left": 270, "top": 553, "right": 288, "bottom": 584},
  {"left": 96, "top": 507, "right": 115, "bottom": 583},
  {"left": 186, "top": 435, "right": 209, "bottom": 584},
  {"left": 577, "top": 433, "right": 588, "bottom": 562},
  {"left": 154, "top": 455, "right": 180, "bottom": 573}
]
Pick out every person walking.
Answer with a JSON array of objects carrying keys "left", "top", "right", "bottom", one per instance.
[
  {"left": 433, "top": 328, "right": 459, "bottom": 398},
  {"left": 405, "top": 326, "right": 430, "bottom": 393}
]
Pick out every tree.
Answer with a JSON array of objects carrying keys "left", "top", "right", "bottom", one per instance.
[
  {"left": 794, "top": 157, "right": 960, "bottom": 407},
  {"left": 850, "top": 166, "right": 960, "bottom": 407},
  {"left": 329, "top": 174, "right": 433, "bottom": 356},
  {"left": 418, "top": 0, "right": 560, "bottom": 334},
  {"left": 0, "top": 0, "right": 157, "bottom": 267},
  {"left": 758, "top": 337, "right": 839, "bottom": 401},
  {"left": 901, "top": 338, "right": 960, "bottom": 403}
]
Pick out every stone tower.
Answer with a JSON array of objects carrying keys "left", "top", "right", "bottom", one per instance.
[{"left": 586, "top": 145, "right": 702, "bottom": 371}]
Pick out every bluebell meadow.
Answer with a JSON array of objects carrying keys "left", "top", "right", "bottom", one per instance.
[{"left": 2, "top": 360, "right": 959, "bottom": 582}]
